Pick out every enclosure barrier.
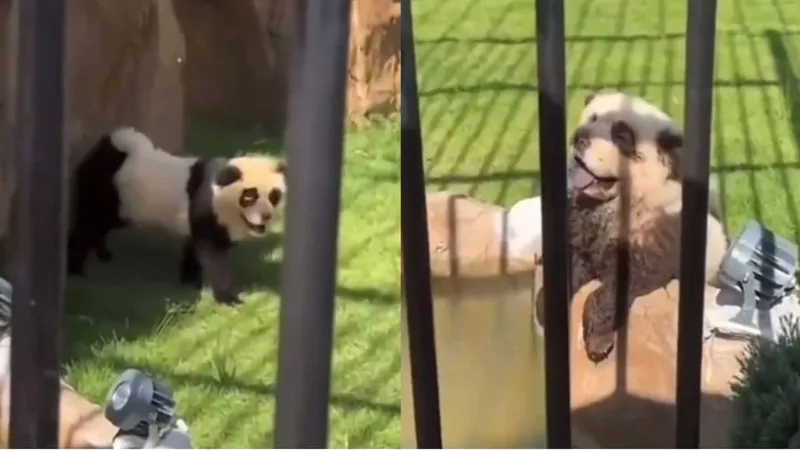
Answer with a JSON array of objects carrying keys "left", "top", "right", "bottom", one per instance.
[
  {"left": 534, "top": 0, "right": 572, "bottom": 445},
  {"left": 400, "top": 0, "right": 719, "bottom": 448},
  {"left": 399, "top": 0, "right": 443, "bottom": 448},
  {"left": 7, "top": 0, "right": 354, "bottom": 447},
  {"left": 272, "top": 0, "right": 351, "bottom": 447},
  {"left": 9, "top": 0, "right": 68, "bottom": 447},
  {"left": 676, "top": 0, "right": 719, "bottom": 446}
]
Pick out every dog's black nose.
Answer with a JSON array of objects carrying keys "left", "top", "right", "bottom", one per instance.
[{"left": 571, "top": 127, "right": 591, "bottom": 155}]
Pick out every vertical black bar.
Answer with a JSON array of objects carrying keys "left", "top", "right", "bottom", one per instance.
[
  {"left": 400, "top": 0, "right": 443, "bottom": 448},
  {"left": 675, "top": 0, "right": 718, "bottom": 447},
  {"left": 273, "top": 0, "right": 351, "bottom": 447},
  {"left": 282, "top": 0, "right": 307, "bottom": 155},
  {"left": 535, "top": 0, "right": 572, "bottom": 447},
  {"left": 8, "top": 0, "right": 67, "bottom": 447}
]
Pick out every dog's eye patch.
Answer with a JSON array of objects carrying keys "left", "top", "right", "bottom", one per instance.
[
  {"left": 268, "top": 188, "right": 283, "bottom": 206},
  {"left": 239, "top": 188, "right": 259, "bottom": 207}
]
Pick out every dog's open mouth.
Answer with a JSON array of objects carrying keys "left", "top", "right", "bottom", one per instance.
[
  {"left": 241, "top": 214, "right": 267, "bottom": 234},
  {"left": 570, "top": 156, "right": 618, "bottom": 191}
]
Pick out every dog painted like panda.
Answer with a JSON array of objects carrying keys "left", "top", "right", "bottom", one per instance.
[
  {"left": 578, "top": 89, "right": 724, "bottom": 220},
  {"left": 67, "top": 127, "right": 286, "bottom": 306},
  {"left": 536, "top": 92, "right": 729, "bottom": 363},
  {"left": 576, "top": 91, "right": 729, "bottom": 284}
]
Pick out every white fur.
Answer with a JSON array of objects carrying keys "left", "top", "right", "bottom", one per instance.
[
  {"left": 570, "top": 91, "right": 680, "bottom": 190},
  {"left": 661, "top": 197, "right": 729, "bottom": 284},
  {"left": 580, "top": 91, "right": 676, "bottom": 133},
  {"left": 497, "top": 196, "right": 543, "bottom": 260},
  {"left": 578, "top": 90, "right": 724, "bottom": 224},
  {"left": 704, "top": 213, "right": 728, "bottom": 285},
  {"left": 110, "top": 127, "right": 197, "bottom": 237},
  {"left": 644, "top": 173, "right": 728, "bottom": 287},
  {"left": 578, "top": 92, "right": 730, "bottom": 285}
]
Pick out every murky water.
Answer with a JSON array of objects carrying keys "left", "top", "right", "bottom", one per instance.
[{"left": 401, "top": 274, "right": 547, "bottom": 448}]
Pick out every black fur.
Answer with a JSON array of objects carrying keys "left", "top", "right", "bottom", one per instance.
[
  {"left": 267, "top": 188, "right": 282, "bottom": 207},
  {"left": 610, "top": 120, "right": 638, "bottom": 158},
  {"left": 67, "top": 135, "right": 245, "bottom": 307},
  {"left": 655, "top": 128, "right": 683, "bottom": 178},
  {"left": 656, "top": 128, "right": 683, "bottom": 152},
  {"left": 535, "top": 193, "right": 681, "bottom": 363},
  {"left": 67, "top": 135, "right": 128, "bottom": 275},
  {"left": 215, "top": 164, "right": 243, "bottom": 187},
  {"left": 183, "top": 158, "right": 242, "bottom": 306},
  {"left": 540, "top": 126, "right": 720, "bottom": 361}
]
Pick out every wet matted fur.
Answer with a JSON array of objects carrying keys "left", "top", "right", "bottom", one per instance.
[{"left": 536, "top": 93, "right": 728, "bottom": 363}]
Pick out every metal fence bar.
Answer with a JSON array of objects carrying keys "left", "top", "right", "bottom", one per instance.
[
  {"left": 535, "top": 0, "right": 572, "bottom": 446},
  {"left": 400, "top": 0, "right": 443, "bottom": 447},
  {"left": 675, "top": 0, "right": 718, "bottom": 447},
  {"left": 282, "top": 0, "right": 307, "bottom": 160},
  {"left": 7, "top": 0, "right": 67, "bottom": 447},
  {"left": 273, "top": 0, "right": 351, "bottom": 447}
]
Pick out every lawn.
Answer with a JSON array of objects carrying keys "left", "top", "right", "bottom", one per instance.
[
  {"left": 63, "top": 118, "right": 401, "bottom": 448},
  {"left": 412, "top": 0, "right": 800, "bottom": 246}
]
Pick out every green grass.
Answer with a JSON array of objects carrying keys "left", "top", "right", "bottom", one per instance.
[
  {"left": 412, "top": 0, "right": 800, "bottom": 244},
  {"left": 63, "top": 119, "right": 400, "bottom": 448}
]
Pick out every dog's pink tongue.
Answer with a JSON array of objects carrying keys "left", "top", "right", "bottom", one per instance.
[{"left": 570, "top": 165, "right": 595, "bottom": 190}]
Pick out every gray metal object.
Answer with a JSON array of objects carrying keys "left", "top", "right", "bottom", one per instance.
[
  {"left": 0, "top": 277, "right": 12, "bottom": 330},
  {"left": 105, "top": 369, "right": 176, "bottom": 440},
  {"left": 717, "top": 220, "right": 799, "bottom": 329}
]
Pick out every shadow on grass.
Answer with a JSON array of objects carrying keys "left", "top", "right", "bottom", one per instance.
[
  {"left": 91, "top": 309, "right": 402, "bottom": 447},
  {"left": 421, "top": 1, "right": 524, "bottom": 178},
  {"left": 101, "top": 355, "right": 400, "bottom": 415},
  {"left": 419, "top": 79, "right": 783, "bottom": 98},
  {"left": 99, "top": 354, "right": 399, "bottom": 447},
  {"left": 409, "top": 0, "right": 800, "bottom": 209},
  {"left": 766, "top": 29, "right": 800, "bottom": 243},
  {"left": 406, "top": 24, "right": 800, "bottom": 211}
]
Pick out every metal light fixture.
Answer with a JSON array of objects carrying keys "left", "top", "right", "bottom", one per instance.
[
  {"left": 0, "top": 277, "right": 12, "bottom": 332},
  {"left": 717, "top": 220, "right": 799, "bottom": 330},
  {"left": 105, "top": 368, "right": 176, "bottom": 444}
]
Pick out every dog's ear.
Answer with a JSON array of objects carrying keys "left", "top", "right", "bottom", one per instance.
[
  {"left": 656, "top": 128, "right": 683, "bottom": 152},
  {"left": 215, "top": 165, "right": 243, "bottom": 187},
  {"left": 656, "top": 128, "right": 684, "bottom": 179}
]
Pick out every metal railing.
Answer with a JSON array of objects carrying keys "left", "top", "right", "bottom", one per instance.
[
  {"left": 6, "top": 0, "right": 353, "bottom": 447},
  {"left": 9, "top": 0, "right": 68, "bottom": 447},
  {"left": 400, "top": 0, "right": 718, "bottom": 448},
  {"left": 400, "top": 0, "right": 443, "bottom": 448}
]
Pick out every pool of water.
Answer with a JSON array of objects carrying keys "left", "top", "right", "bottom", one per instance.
[{"left": 401, "top": 273, "right": 547, "bottom": 448}]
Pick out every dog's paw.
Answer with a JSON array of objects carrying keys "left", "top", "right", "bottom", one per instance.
[
  {"left": 581, "top": 285, "right": 618, "bottom": 363},
  {"left": 584, "top": 331, "right": 615, "bottom": 363},
  {"left": 213, "top": 289, "right": 244, "bottom": 307}
]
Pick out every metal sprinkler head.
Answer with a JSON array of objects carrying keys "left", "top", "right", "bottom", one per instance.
[
  {"left": 104, "top": 368, "right": 176, "bottom": 438},
  {"left": 717, "top": 220, "right": 798, "bottom": 330}
]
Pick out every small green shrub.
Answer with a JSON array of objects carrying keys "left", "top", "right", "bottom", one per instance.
[{"left": 730, "top": 316, "right": 800, "bottom": 448}]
